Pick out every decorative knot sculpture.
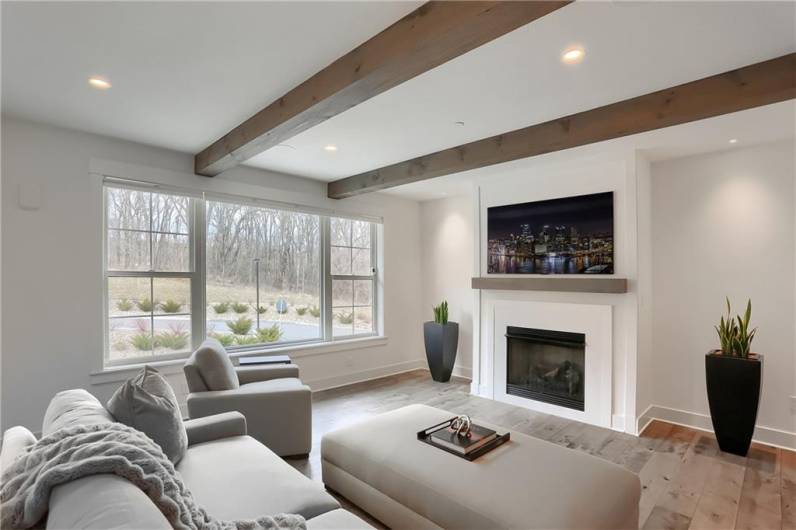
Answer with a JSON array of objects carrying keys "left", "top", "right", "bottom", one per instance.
[{"left": 450, "top": 415, "right": 472, "bottom": 438}]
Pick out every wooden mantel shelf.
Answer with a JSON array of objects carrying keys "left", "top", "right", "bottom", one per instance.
[{"left": 471, "top": 277, "right": 628, "bottom": 294}]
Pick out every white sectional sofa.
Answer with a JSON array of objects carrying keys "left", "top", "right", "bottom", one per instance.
[{"left": 0, "top": 389, "right": 372, "bottom": 529}]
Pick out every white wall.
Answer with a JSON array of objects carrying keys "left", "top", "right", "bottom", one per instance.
[
  {"left": 420, "top": 195, "right": 474, "bottom": 378},
  {"left": 650, "top": 140, "right": 795, "bottom": 445},
  {"left": 1, "top": 116, "right": 425, "bottom": 432}
]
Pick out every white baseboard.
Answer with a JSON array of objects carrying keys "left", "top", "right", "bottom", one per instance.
[
  {"left": 306, "top": 359, "right": 427, "bottom": 393},
  {"left": 637, "top": 404, "right": 796, "bottom": 451},
  {"left": 452, "top": 365, "right": 472, "bottom": 380}
]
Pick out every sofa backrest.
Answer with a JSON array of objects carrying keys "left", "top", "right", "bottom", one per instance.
[
  {"left": 42, "top": 389, "right": 115, "bottom": 436},
  {"left": 184, "top": 339, "right": 239, "bottom": 392},
  {"left": 35, "top": 389, "right": 171, "bottom": 529}
]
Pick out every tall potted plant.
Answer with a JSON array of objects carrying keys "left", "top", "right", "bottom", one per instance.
[
  {"left": 706, "top": 298, "right": 762, "bottom": 456},
  {"left": 424, "top": 301, "right": 459, "bottom": 382}
]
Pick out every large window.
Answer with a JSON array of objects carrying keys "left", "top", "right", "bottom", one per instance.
[
  {"left": 103, "top": 183, "right": 379, "bottom": 365},
  {"left": 205, "top": 200, "right": 321, "bottom": 348},
  {"left": 105, "top": 187, "right": 197, "bottom": 364}
]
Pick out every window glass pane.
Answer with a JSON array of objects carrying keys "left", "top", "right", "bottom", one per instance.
[
  {"left": 154, "top": 317, "right": 191, "bottom": 355},
  {"left": 206, "top": 201, "right": 321, "bottom": 346},
  {"left": 355, "top": 307, "right": 373, "bottom": 333},
  {"left": 353, "top": 280, "right": 372, "bottom": 306},
  {"left": 331, "top": 246, "right": 351, "bottom": 275},
  {"left": 352, "top": 248, "right": 371, "bottom": 276},
  {"left": 106, "top": 188, "right": 150, "bottom": 230},
  {"left": 332, "top": 279, "right": 353, "bottom": 307},
  {"left": 108, "top": 277, "right": 151, "bottom": 318},
  {"left": 333, "top": 309, "right": 354, "bottom": 337},
  {"left": 109, "top": 317, "right": 154, "bottom": 361},
  {"left": 352, "top": 220, "right": 370, "bottom": 248},
  {"left": 153, "top": 233, "right": 190, "bottom": 272},
  {"left": 153, "top": 277, "right": 190, "bottom": 315},
  {"left": 331, "top": 218, "right": 351, "bottom": 246},
  {"left": 151, "top": 193, "right": 189, "bottom": 234},
  {"left": 108, "top": 229, "right": 150, "bottom": 271}
]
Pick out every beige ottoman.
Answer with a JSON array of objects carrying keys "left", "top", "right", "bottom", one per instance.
[{"left": 321, "top": 404, "right": 640, "bottom": 530}]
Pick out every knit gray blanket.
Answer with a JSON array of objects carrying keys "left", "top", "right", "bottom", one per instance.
[{"left": 0, "top": 423, "right": 306, "bottom": 530}]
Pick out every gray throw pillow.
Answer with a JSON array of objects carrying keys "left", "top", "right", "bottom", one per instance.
[
  {"left": 192, "top": 339, "right": 239, "bottom": 391},
  {"left": 107, "top": 366, "right": 188, "bottom": 463}
]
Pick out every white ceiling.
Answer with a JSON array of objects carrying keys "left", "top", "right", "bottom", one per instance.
[
  {"left": 2, "top": 1, "right": 795, "bottom": 201},
  {"left": 1, "top": 1, "right": 422, "bottom": 152},
  {"left": 386, "top": 100, "right": 796, "bottom": 201},
  {"left": 245, "top": 1, "right": 795, "bottom": 180}
]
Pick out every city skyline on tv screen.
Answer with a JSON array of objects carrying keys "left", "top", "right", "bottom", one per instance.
[{"left": 487, "top": 192, "right": 614, "bottom": 275}]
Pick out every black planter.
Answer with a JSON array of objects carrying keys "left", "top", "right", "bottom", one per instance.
[
  {"left": 424, "top": 322, "right": 459, "bottom": 382},
  {"left": 705, "top": 351, "right": 762, "bottom": 456}
]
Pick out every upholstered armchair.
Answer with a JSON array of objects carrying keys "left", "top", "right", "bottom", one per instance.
[{"left": 183, "top": 339, "right": 312, "bottom": 457}]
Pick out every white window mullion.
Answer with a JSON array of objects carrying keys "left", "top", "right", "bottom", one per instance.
[{"left": 321, "top": 216, "right": 333, "bottom": 341}]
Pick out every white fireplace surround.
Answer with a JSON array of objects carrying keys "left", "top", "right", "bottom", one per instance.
[{"left": 488, "top": 300, "right": 613, "bottom": 428}]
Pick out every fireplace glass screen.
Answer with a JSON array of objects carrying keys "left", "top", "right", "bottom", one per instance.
[{"left": 506, "top": 326, "right": 585, "bottom": 411}]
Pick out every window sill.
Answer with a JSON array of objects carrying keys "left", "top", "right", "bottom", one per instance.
[{"left": 90, "top": 335, "right": 389, "bottom": 385}]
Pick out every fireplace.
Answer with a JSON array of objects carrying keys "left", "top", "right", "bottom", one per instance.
[{"left": 506, "top": 326, "right": 585, "bottom": 411}]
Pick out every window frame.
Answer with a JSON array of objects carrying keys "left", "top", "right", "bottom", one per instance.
[
  {"left": 102, "top": 183, "right": 202, "bottom": 367},
  {"left": 102, "top": 180, "right": 382, "bottom": 367},
  {"left": 325, "top": 219, "right": 379, "bottom": 340}
]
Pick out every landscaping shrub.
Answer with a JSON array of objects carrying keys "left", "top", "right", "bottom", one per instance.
[
  {"left": 256, "top": 305, "right": 268, "bottom": 315},
  {"left": 235, "top": 335, "right": 259, "bottom": 346},
  {"left": 116, "top": 298, "right": 133, "bottom": 311},
  {"left": 296, "top": 306, "right": 308, "bottom": 316},
  {"left": 309, "top": 305, "right": 321, "bottom": 318},
  {"left": 157, "top": 328, "right": 189, "bottom": 350},
  {"left": 212, "top": 302, "right": 230, "bottom": 314},
  {"left": 337, "top": 311, "right": 354, "bottom": 324},
  {"left": 231, "top": 302, "right": 249, "bottom": 314},
  {"left": 130, "top": 332, "right": 156, "bottom": 351},
  {"left": 160, "top": 299, "right": 183, "bottom": 313},
  {"left": 227, "top": 316, "right": 253, "bottom": 335},
  {"left": 257, "top": 324, "right": 283, "bottom": 343},
  {"left": 136, "top": 298, "right": 156, "bottom": 312},
  {"left": 209, "top": 332, "right": 235, "bottom": 347}
]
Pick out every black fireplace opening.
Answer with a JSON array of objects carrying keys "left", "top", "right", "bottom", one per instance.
[{"left": 506, "top": 326, "right": 585, "bottom": 411}]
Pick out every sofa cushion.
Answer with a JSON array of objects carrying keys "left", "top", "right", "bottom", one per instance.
[
  {"left": 47, "top": 475, "right": 170, "bottom": 529},
  {"left": 192, "top": 339, "right": 239, "bottom": 391},
  {"left": 0, "top": 426, "right": 36, "bottom": 471},
  {"left": 177, "top": 435, "right": 339, "bottom": 520},
  {"left": 306, "top": 509, "right": 374, "bottom": 530},
  {"left": 42, "top": 389, "right": 114, "bottom": 436},
  {"left": 107, "top": 366, "right": 188, "bottom": 463}
]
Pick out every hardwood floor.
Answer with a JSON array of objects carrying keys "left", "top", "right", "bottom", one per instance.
[{"left": 286, "top": 369, "right": 795, "bottom": 530}]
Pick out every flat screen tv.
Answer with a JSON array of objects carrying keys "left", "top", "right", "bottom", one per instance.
[{"left": 487, "top": 191, "right": 614, "bottom": 275}]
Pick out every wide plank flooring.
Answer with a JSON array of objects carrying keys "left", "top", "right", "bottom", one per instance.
[{"left": 286, "top": 369, "right": 795, "bottom": 530}]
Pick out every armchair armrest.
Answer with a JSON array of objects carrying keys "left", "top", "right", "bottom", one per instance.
[
  {"left": 235, "top": 363, "right": 299, "bottom": 385},
  {"left": 184, "top": 411, "right": 247, "bottom": 445}
]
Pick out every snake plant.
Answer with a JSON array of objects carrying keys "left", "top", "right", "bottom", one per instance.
[
  {"left": 432, "top": 300, "right": 449, "bottom": 325},
  {"left": 715, "top": 297, "right": 757, "bottom": 358}
]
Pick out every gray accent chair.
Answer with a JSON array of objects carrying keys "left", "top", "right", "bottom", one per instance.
[{"left": 184, "top": 339, "right": 312, "bottom": 457}]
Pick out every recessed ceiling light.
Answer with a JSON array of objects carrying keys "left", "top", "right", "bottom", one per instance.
[
  {"left": 561, "top": 46, "right": 585, "bottom": 65},
  {"left": 454, "top": 121, "right": 465, "bottom": 127},
  {"left": 324, "top": 144, "right": 338, "bottom": 152},
  {"left": 729, "top": 138, "right": 738, "bottom": 144},
  {"left": 88, "top": 77, "right": 111, "bottom": 89}
]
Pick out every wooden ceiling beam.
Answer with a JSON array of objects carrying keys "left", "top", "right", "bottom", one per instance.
[
  {"left": 194, "top": 1, "right": 571, "bottom": 177},
  {"left": 327, "top": 53, "right": 796, "bottom": 199}
]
